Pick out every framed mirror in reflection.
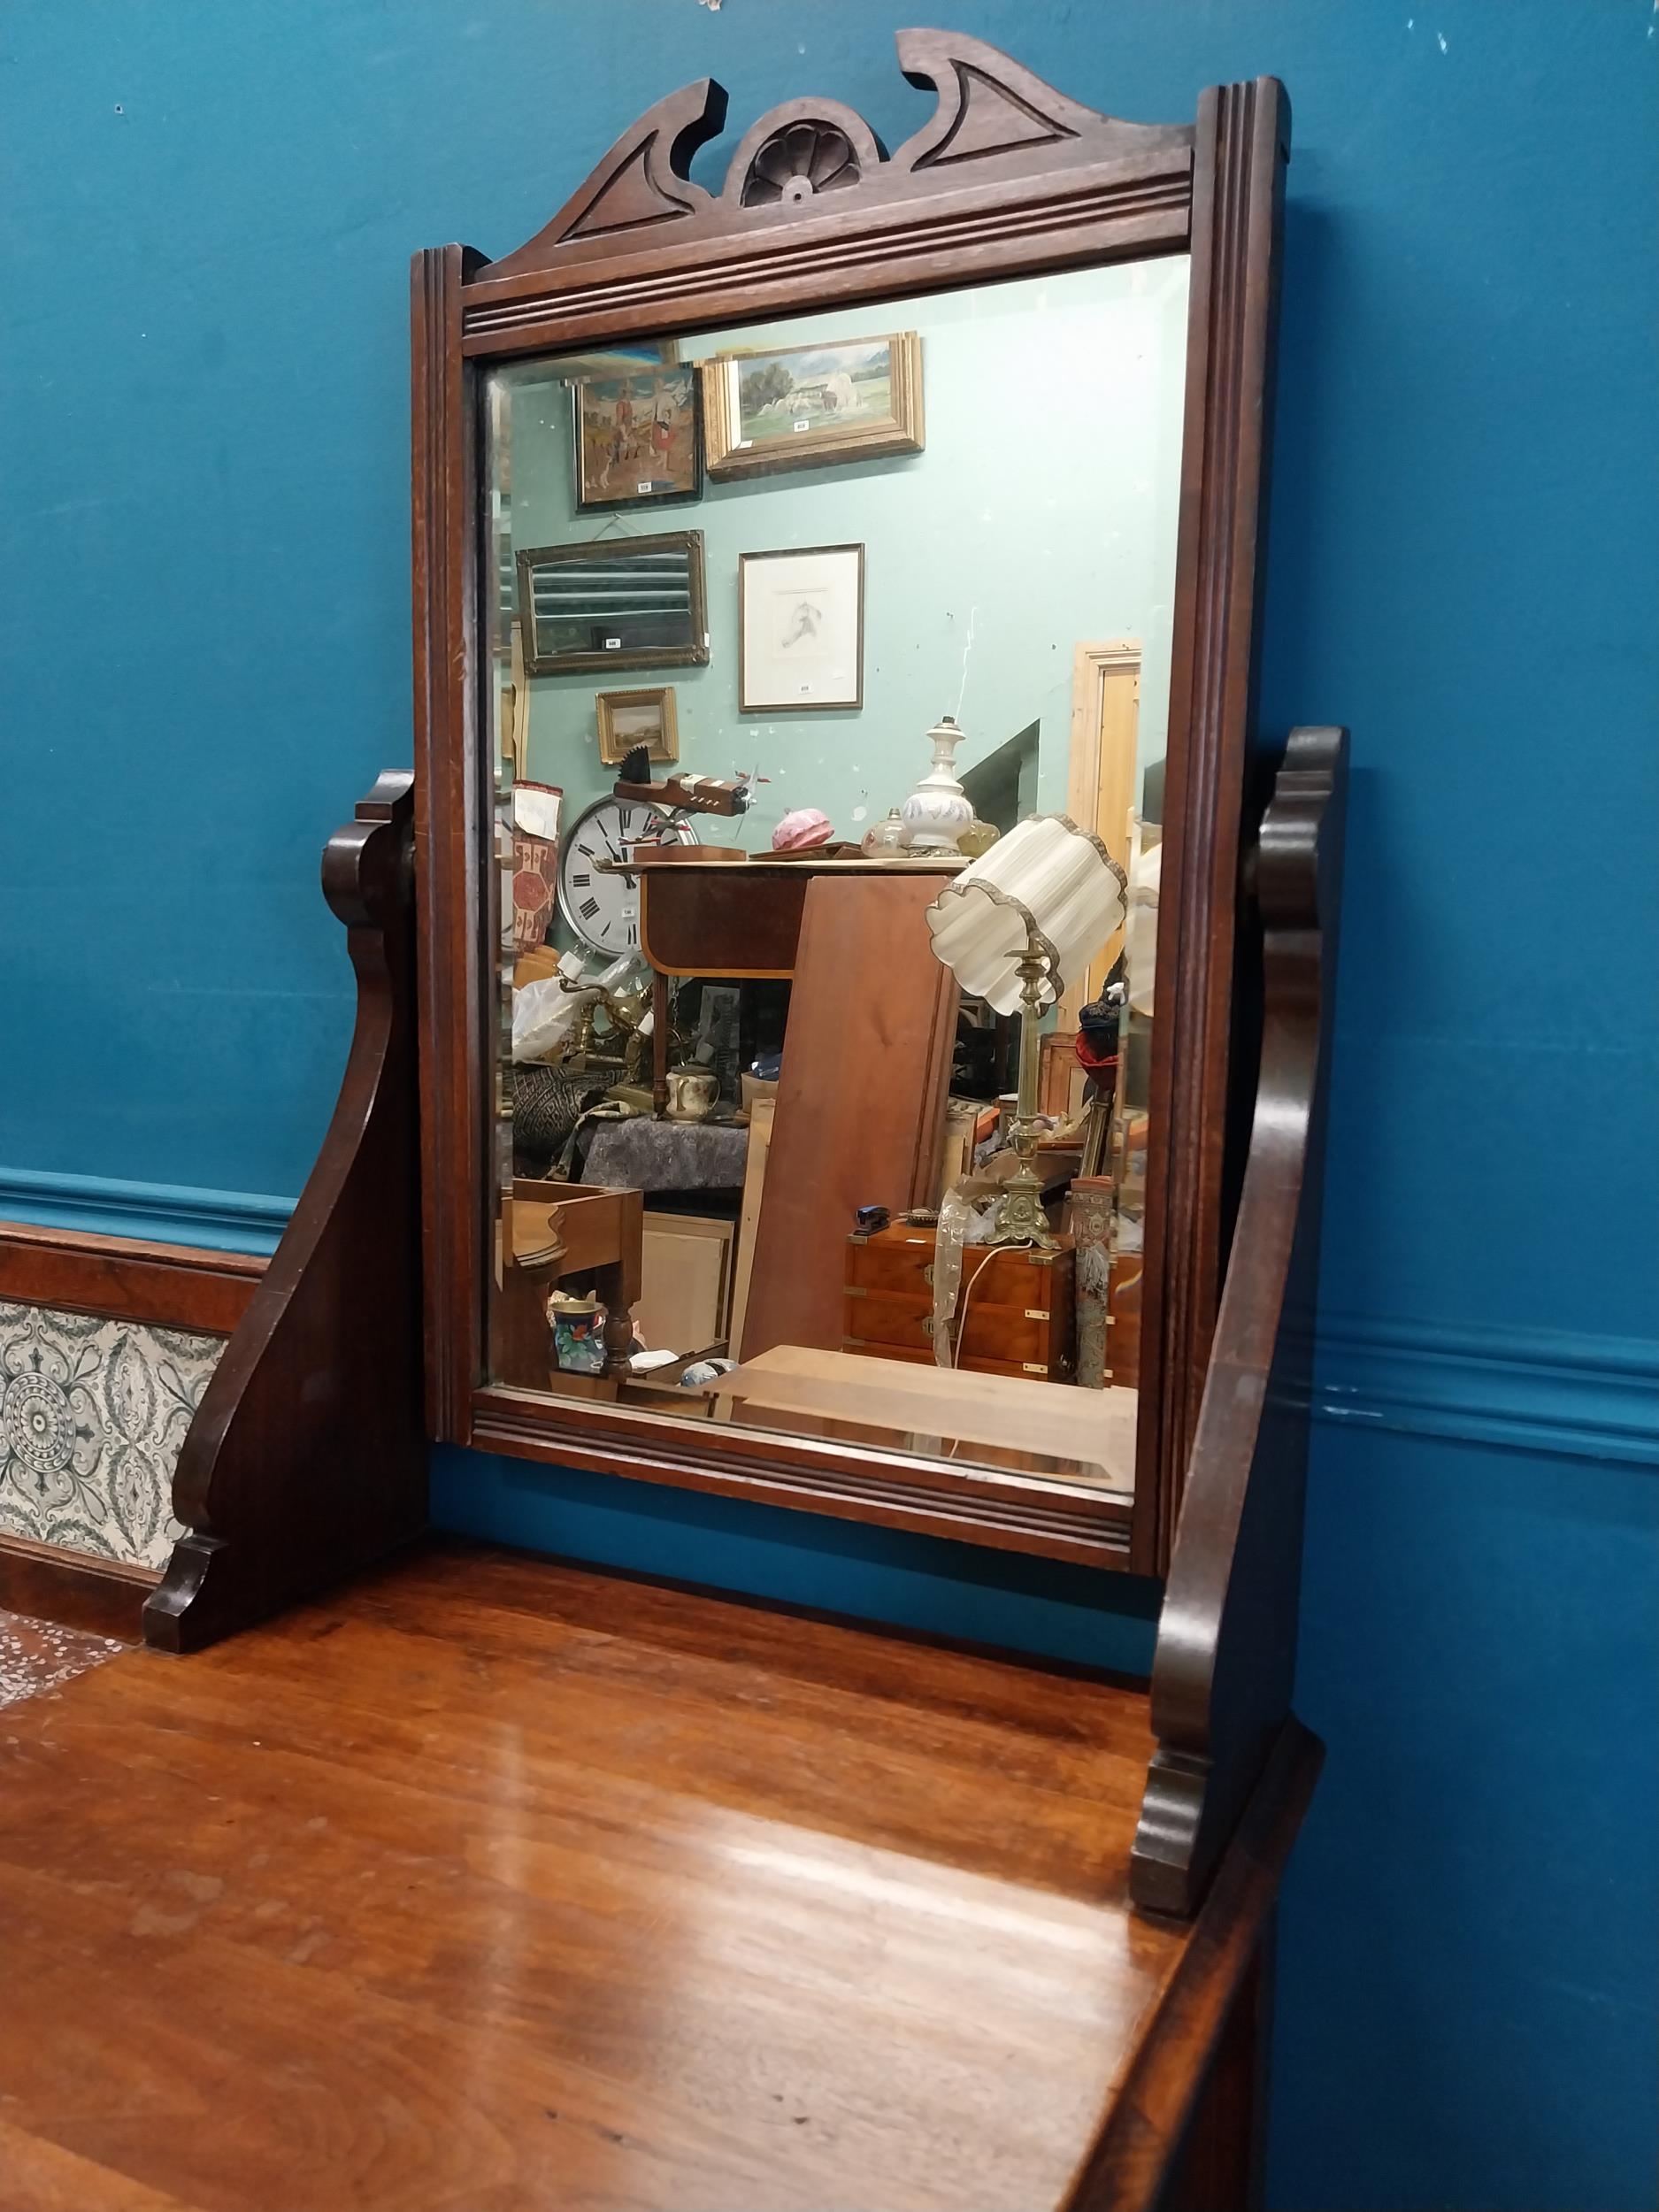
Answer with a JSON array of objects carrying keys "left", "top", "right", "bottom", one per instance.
[
  {"left": 486, "top": 257, "right": 1189, "bottom": 1506},
  {"left": 516, "top": 531, "right": 710, "bottom": 678}
]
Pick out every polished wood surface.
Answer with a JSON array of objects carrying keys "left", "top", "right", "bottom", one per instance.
[
  {"left": 845, "top": 1225, "right": 1078, "bottom": 1381},
  {"left": 0, "top": 1543, "right": 1315, "bottom": 2211},
  {"left": 412, "top": 32, "right": 1299, "bottom": 1587},
  {"left": 1070, "top": 1724, "right": 1316, "bottom": 2212},
  {"left": 0, "top": 1533, "right": 157, "bottom": 1643},
  {"left": 634, "top": 856, "right": 960, "bottom": 1113},
  {"left": 0, "top": 1606, "right": 127, "bottom": 1705},
  {"left": 638, "top": 865, "right": 807, "bottom": 1118},
  {"left": 0, "top": 1221, "right": 265, "bottom": 1335},
  {"left": 740, "top": 874, "right": 956, "bottom": 1361},
  {"left": 144, "top": 775, "right": 426, "bottom": 1654},
  {"left": 1133, "top": 728, "right": 1348, "bottom": 1916},
  {"left": 639, "top": 864, "right": 806, "bottom": 978}
]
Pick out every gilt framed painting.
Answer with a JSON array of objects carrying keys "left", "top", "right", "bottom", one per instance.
[
  {"left": 595, "top": 687, "right": 680, "bottom": 767},
  {"left": 702, "top": 335, "right": 923, "bottom": 480}
]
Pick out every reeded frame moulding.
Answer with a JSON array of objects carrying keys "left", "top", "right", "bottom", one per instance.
[{"left": 411, "top": 30, "right": 1291, "bottom": 1578}]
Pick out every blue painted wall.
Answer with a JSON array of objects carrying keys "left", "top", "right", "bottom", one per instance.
[{"left": 2, "top": 4, "right": 1654, "bottom": 2206}]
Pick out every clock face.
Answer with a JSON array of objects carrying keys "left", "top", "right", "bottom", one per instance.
[{"left": 556, "top": 796, "right": 695, "bottom": 956}]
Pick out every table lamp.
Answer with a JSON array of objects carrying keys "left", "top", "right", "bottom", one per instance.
[{"left": 925, "top": 815, "right": 1127, "bottom": 1248}]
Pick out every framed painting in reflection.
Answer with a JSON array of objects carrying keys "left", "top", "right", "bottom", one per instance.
[
  {"left": 738, "top": 544, "right": 864, "bottom": 713},
  {"left": 572, "top": 365, "right": 702, "bottom": 512},
  {"left": 702, "top": 334, "right": 923, "bottom": 480},
  {"left": 595, "top": 686, "right": 680, "bottom": 767}
]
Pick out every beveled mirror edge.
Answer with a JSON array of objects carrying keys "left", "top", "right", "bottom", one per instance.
[
  {"left": 472, "top": 1385, "right": 1135, "bottom": 1572},
  {"left": 411, "top": 33, "right": 1292, "bottom": 1581}
]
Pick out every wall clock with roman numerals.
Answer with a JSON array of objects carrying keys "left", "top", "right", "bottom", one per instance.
[{"left": 555, "top": 794, "right": 696, "bottom": 957}]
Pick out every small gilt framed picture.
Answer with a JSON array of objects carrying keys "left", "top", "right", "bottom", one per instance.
[{"left": 595, "top": 686, "right": 680, "bottom": 766}]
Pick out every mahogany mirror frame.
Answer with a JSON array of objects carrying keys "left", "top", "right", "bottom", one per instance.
[{"left": 411, "top": 31, "right": 1290, "bottom": 1581}]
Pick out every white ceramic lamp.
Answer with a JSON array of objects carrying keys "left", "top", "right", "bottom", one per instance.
[
  {"left": 926, "top": 814, "right": 1126, "bottom": 1245},
  {"left": 900, "top": 714, "right": 974, "bottom": 851}
]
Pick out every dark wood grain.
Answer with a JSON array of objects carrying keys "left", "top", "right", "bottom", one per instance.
[
  {"left": 0, "top": 1533, "right": 157, "bottom": 1644},
  {"left": 741, "top": 874, "right": 956, "bottom": 1361},
  {"left": 411, "top": 35, "right": 1297, "bottom": 1576},
  {"left": 458, "top": 35, "right": 1194, "bottom": 356},
  {"left": 472, "top": 1379, "right": 1135, "bottom": 1567},
  {"left": 142, "top": 776, "right": 426, "bottom": 1654},
  {"left": 725, "top": 96, "right": 887, "bottom": 210},
  {"left": 1135, "top": 77, "right": 1292, "bottom": 1574},
  {"left": 1064, "top": 1720, "right": 1319, "bottom": 2212},
  {"left": 637, "top": 866, "right": 807, "bottom": 977},
  {"left": 480, "top": 77, "right": 732, "bottom": 283},
  {"left": 0, "top": 1221, "right": 264, "bottom": 1335},
  {"left": 1132, "top": 728, "right": 1347, "bottom": 1916},
  {"left": 0, "top": 1541, "right": 1308, "bottom": 2211},
  {"left": 638, "top": 866, "right": 808, "bottom": 1117},
  {"left": 1157, "top": 1934, "right": 1272, "bottom": 2212},
  {"left": 412, "top": 241, "right": 489, "bottom": 1446}
]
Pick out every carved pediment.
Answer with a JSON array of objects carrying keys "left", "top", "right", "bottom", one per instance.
[
  {"left": 478, "top": 31, "right": 1191, "bottom": 280},
  {"left": 724, "top": 101, "right": 887, "bottom": 209},
  {"left": 892, "top": 32, "right": 1113, "bottom": 169},
  {"left": 485, "top": 80, "right": 729, "bottom": 280}
]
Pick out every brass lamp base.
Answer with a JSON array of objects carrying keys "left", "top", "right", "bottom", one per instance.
[
  {"left": 981, "top": 1141, "right": 1059, "bottom": 1249},
  {"left": 983, "top": 943, "right": 1061, "bottom": 1248},
  {"left": 982, "top": 947, "right": 1071, "bottom": 1248}
]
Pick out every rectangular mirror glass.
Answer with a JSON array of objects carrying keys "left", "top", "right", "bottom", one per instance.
[{"left": 482, "top": 256, "right": 1189, "bottom": 1501}]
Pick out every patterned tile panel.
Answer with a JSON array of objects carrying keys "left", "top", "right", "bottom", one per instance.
[{"left": 0, "top": 1303, "right": 223, "bottom": 1570}]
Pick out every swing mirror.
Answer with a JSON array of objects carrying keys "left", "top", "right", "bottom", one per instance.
[{"left": 413, "top": 34, "right": 1288, "bottom": 1578}]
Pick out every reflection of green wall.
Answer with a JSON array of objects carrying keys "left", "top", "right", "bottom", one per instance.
[{"left": 503, "top": 260, "right": 1187, "bottom": 882}]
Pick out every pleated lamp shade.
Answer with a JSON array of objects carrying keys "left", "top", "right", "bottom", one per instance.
[{"left": 925, "top": 815, "right": 1127, "bottom": 1015}]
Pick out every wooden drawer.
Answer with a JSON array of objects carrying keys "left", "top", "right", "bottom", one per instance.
[
  {"left": 836, "top": 1337, "right": 1066, "bottom": 1384},
  {"left": 844, "top": 1227, "right": 1075, "bottom": 1381},
  {"left": 843, "top": 1286, "right": 1071, "bottom": 1376}
]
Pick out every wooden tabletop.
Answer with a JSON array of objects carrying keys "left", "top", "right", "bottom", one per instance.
[
  {"left": 714, "top": 1344, "right": 1141, "bottom": 1491},
  {"left": 0, "top": 1542, "right": 1309, "bottom": 2211}
]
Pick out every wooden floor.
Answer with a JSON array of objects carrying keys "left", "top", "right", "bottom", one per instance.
[
  {"left": 0, "top": 1607, "right": 126, "bottom": 1708},
  {"left": 0, "top": 1542, "right": 1195, "bottom": 2212}
]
